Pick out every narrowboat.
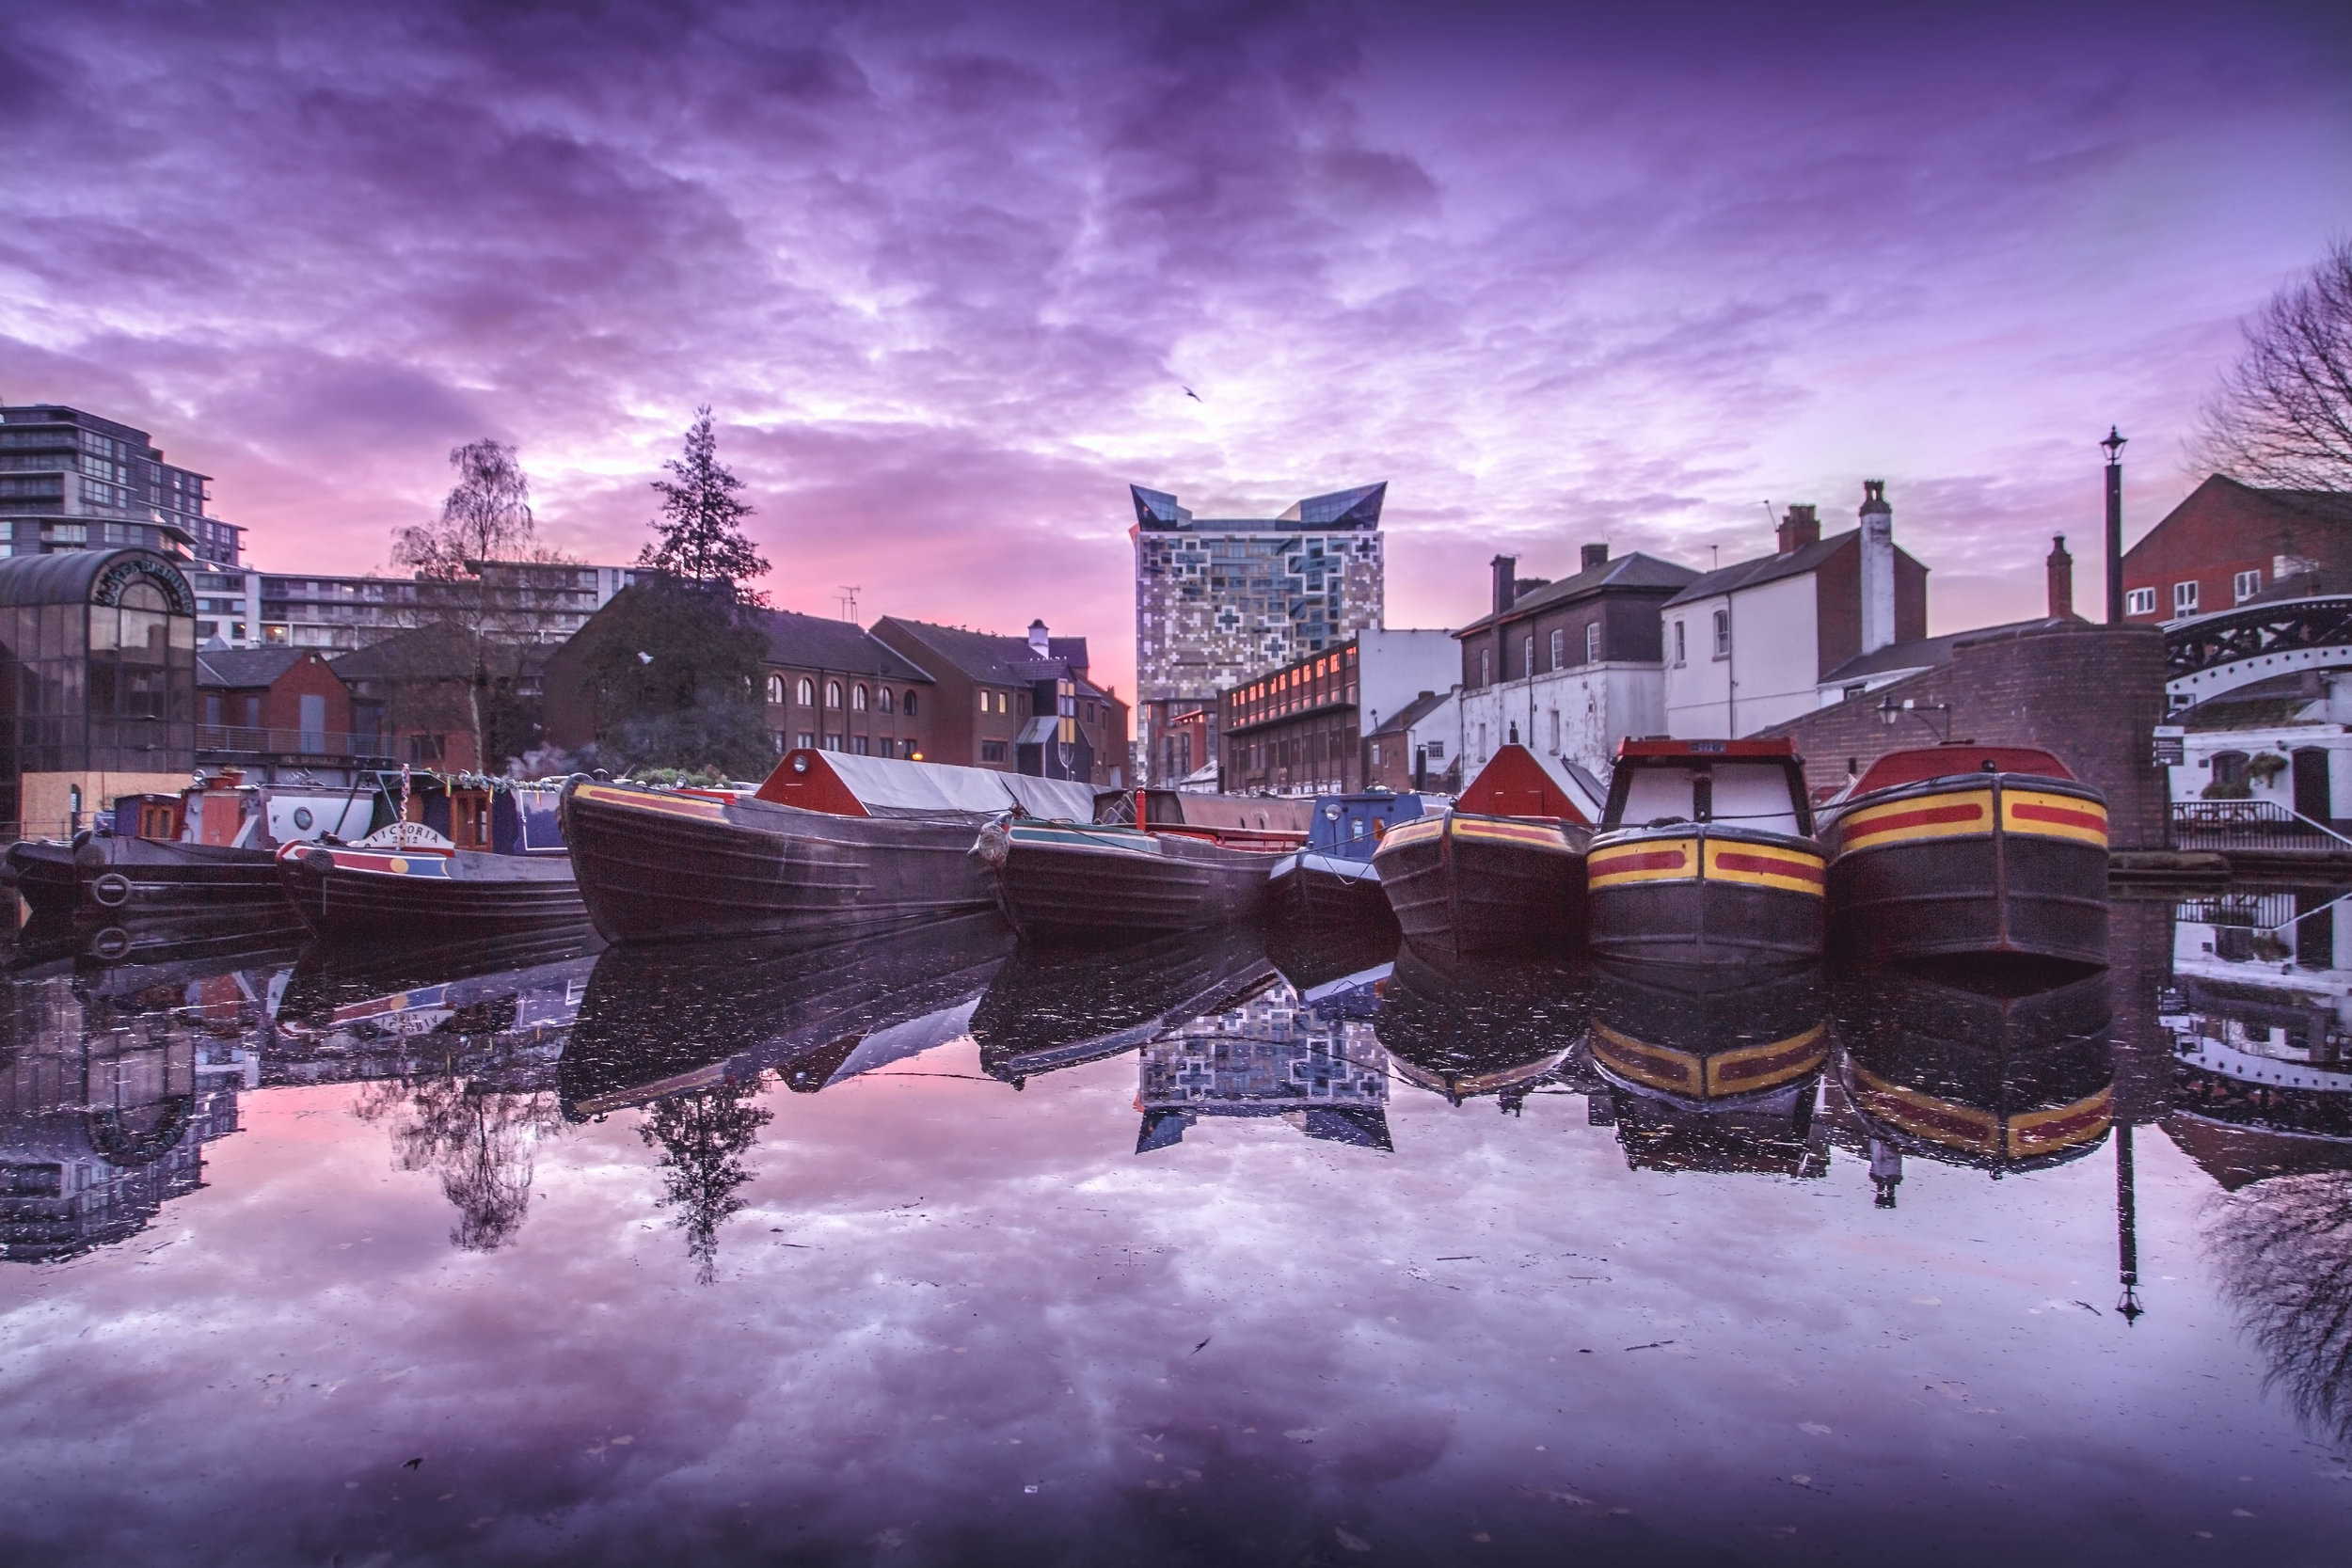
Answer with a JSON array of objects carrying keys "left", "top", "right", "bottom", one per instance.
[
  {"left": 560, "top": 748, "right": 1097, "bottom": 945},
  {"left": 6, "top": 769, "right": 380, "bottom": 923},
  {"left": 1371, "top": 745, "right": 1602, "bottom": 958},
  {"left": 970, "top": 923, "right": 1275, "bottom": 1086},
  {"left": 1585, "top": 737, "right": 1824, "bottom": 968},
  {"left": 1817, "top": 743, "right": 2109, "bottom": 968},
  {"left": 1265, "top": 790, "right": 1430, "bottom": 929},
  {"left": 1835, "top": 963, "right": 2113, "bottom": 1183},
  {"left": 1263, "top": 916, "right": 1399, "bottom": 1007},
  {"left": 1584, "top": 958, "right": 1831, "bottom": 1176},
  {"left": 1374, "top": 942, "right": 1582, "bottom": 1109},
  {"left": 976, "top": 790, "right": 1309, "bottom": 944},
  {"left": 277, "top": 779, "right": 585, "bottom": 939}
]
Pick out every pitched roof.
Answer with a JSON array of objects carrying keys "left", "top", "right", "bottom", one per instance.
[
  {"left": 873, "top": 616, "right": 1091, "bottom": 684},
  {"left": 1457, "top": 551, "right": 1698, "bottom": 637},
  {"left": 1819, "top": 615, "right": 2089, "bottom": 686},
  {"left": 1661, "top": 531, "right": 1856, "bottom": 610},
  {"left": 1367, "top": 688, "right": 1452, "bottom": 736},
  {"left": 756, "top": 608, "right": 933, "bottom": 682},
  {"left": 197, "top": 647, "right": 308, "bottom": 689}
]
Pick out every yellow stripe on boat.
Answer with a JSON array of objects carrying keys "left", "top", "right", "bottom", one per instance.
[
  {"left": 572, "top": 783, "right": 727, "bottom": 821},
  {"left": 2007, "top": 1089, "right": 2113, "bottom": 1159},
  {"left": 1451, "top": 817, "right": 1571, "bottom": 851},
  {"left": 1377, "top": 816, "right": 1446, "bottom": 852},
  {"left": 1703, "top": 1023, "right": 1828, "bottom": 1096},
  {"left": 2001, "top": 788, "right": 2107, "bottom": 847},
  {"left": 1590, "top": 1024, "right": 1702, "bottom": 1094},
  {"left": 1701, "top": 839, "right": 1824, "bottom": 896},
  {"left": 1837, "top": 788, "right": 1994, "bottom": 849},
  {"left": 1849, "top": 1065, "right": 2000, "bottom": 1154},
  {"left": 1588, "top": 837, "right": 1700, "bottom": 889}
]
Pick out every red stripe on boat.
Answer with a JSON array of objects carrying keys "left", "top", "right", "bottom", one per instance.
[
  {"left": 2011, "top": 802, "right": 2105, "bottom": 832},
  {"left": 1848, "top": 801, "right": 1983, "bottom": 837},
  {"left": 1598, "top": 849, "right": 1688, "bottom": 873},
  {"left": 1715, "top": 851, "right": 1822, "bottom": 883}
]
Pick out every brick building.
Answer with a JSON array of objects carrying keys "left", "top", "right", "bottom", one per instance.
[
  {"left": 1755, "top": 621, "right": 2170, "bottom": 850},
  {"left": 1218, "top": 628, "right": 1457, "bottom": 794},
  {"left": 1364, "top": 689, "right": 1457, "bottom": 793},
  {"left": 870, "top": 617, "right": 1128, "bottom": 786},
  {"left": 195, "top": 646, "right": 380, "bottom": 776},
  {"left": 2120, "top": 475, "right": 2352, "bottom": 623},
  {"left": 753, "top": 610, "right": 938, "bottom": 762}
]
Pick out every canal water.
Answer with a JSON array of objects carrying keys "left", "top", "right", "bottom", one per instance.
[{"left": 3, "top": 895, "right": 2349, "bottom": 1565}]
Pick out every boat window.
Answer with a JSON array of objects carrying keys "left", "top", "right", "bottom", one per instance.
[
  {"left": 1622, "top": 768, "right": 1696, "bottom": 824},
  {"left": 1708, "top": 763, "right": 1803, "bottom": 832}
]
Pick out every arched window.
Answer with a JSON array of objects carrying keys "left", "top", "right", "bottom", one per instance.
[
  {"left": 903, "top": 689, "right": 917, "bottom": 717},
  {"left": 2211, "top": 751, "right": 2250, "bottom": 788},
  {"left": 851, "top": 684, "right": 868, "bottom": 712},
  {"left": 766, "top": 673, "right": 784, "bottom": 704},
  {"left": 877, "top": 687, "right": 893, "bottom": 715},
  {"left": 796, "top": 677, "right": 814, "bottom": 705},
  {"left": 825, "top": 680, "right": 842, "bottom": 708}
]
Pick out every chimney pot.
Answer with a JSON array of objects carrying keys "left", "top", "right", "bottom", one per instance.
[
  {"left": 1775, "top": 504, "right": 1821, "bottom": 555},
  {"left": 2046, "top": 534, "right": 2074, "bottom": 619},
  {"left": 1581, "top": 543, "right": 1609, "bottom": 573},
  {"left": 1027, "top": 618, "right": 1050, "bottom": 657},
  {"left": 1490, "top": 555, "right": 1518, "bottom": 616}
]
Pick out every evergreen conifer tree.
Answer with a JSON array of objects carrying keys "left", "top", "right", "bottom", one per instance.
[{"left": 642, "top": 406, "right": 771, "bottom": 601}]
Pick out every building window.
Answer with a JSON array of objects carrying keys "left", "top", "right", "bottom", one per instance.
[
  {"left": 978, "top": 690, "right": 990, "bottom": 713},
  {"left": 1371, "top": 741, "right": 1382, "bottom": 767},
  {"left": 1479, "top": 648, "right": 1491, "bottom": 687},
  {"left": 1476, "top": 723, "right": 1487, "bottom": 762},
  {"left": 1584, "top": 622, "right": 1601, "bottom": 664},
  {"left": 1549, "top": 628, "right": 1565, "bottom": 670},
  {"left": 826, "top": 680, "right": 843, "bottom": 708},
  {"left": 1425, "top": 741, "right": 1444, "bottom": 761},
  {"left": 797, "top": 732, "right": 816, "bottom": 750},
  {"left": 2173, "top": 580, "right": 2199, "bottom": 615},
  {"left": 853, "top": 736, "right": 870, "bottom": 755},
  {"left": 851, "top": 683, "right": 868, "bottom": 711},
  {"left": 2234, "top": 569, "right": 2262, "bottom": 604},
  {"left": 903, "top": 689, "right": 917, "bottom": 717},
  {"left": 2124, "top": 588, "right": 2156, "bottom": 616},
  {"left": 1712, "top": 609, "right": 1731, "bottom": 657},
  {"left": 981, "top": 739, "right": 1009, "bottom": 763},
  {"left": 767, "top": 673, "right": 785, "bottom": 704},
  {"left": 877, "top": 687, "right": 893, "bottom": 714},
  {"left": 797, "top": 677, "right": 815, "bottom": 705},
  {"left": 824, "top": 733, "right": 844, "bottom": 751},
  {"left": 771, "top": 730, "right": 787, "bottom": 753},
  {"left": 1673, "top": 621, "right": 1686, "bottom": 666},
  {"left": 1523, "top": 636, "right": 1534, "bottom": 678},
  {"left": 1549, "top": 709, "right": 1561, "bottom": 753}
]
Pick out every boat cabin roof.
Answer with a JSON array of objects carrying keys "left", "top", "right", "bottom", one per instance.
[
  {"left": 1601, "top": 739, "right": 1812, "bottom": 834},
  {"left": 1136, "top": 790, "right": 1315, "bottom": 835},
  {"left": 1307, "top": 791, "right": 1428, "bottom": 853},
  {"left": 755, "top": 747, "right": 1100, "bottom": 821},
  {"left": 1852, "top": 744, "right": 2075, "bottom": 794},
  {"left": 1457, "top": 744, "right": 1605, "bottom": 824}
]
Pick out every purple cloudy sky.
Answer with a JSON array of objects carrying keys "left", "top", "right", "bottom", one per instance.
[{"left": 4, "top": 0, "right": 2348, "bottom": 696}]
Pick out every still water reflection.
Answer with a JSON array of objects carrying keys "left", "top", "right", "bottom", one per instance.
[{"left": 3, "top": 896, "right": 2351, "bottom": 1564}]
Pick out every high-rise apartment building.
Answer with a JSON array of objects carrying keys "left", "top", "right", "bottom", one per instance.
[
  {"left": 1130, "top": 481, "right": 1385, "bottom": 782},
  {"left": 0, "top": 404, "right": 243, "bottom": 568}
]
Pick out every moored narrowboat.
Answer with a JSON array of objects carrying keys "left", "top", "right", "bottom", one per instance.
[
  {"left": 1585, "top": 737, "right": 1823, "bottom": 968},
  {"left": 6, "top": 769, "right": 380, "bottom": 923},
  {"left": 560, "top": 748, "right": 1098, "bottom": 944},
  {"left": 1371, "top": 744, "right": 1600, "bottom": 958},
  {"left": 277, "top": 780, "right": 584, "bottom": 939},
  {"left": 1817, "top": 743, "right": 2109, "bottom": 968},
  {"left": 1265, "top": 789, "right": 1431, "bottom": 929},
  {"left": 976, "top": 811, "right": 1295, "bottom": 944}
]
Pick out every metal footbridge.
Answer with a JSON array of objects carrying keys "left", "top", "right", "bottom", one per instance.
[{"left": 2164, "top": 595, "right": 2352, "bottom": 706}]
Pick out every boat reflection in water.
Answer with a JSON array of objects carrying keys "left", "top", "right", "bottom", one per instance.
[
  {"left": 970, "top": 924, "right": 1274, "bottom": 1088},
  {"left": 561, "top": 910, "right": 1018, "bottom": 1117},
  {"left": 1135, "top": 969, "right": 1391, "bottom": 1153},
  {"left": 1584, "top": 960, "right": 1831, "bottom": 1176},
  {"left": 1374, "top": 942, "right": 1581, "bottom": 1110},
  {"left": 1833, "top": 963, "right": 2114, "bottom": 1202}
]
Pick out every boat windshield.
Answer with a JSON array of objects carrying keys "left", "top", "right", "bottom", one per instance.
[{"left": 1617, "top": 762, "right": 1804, "bottom": 832}]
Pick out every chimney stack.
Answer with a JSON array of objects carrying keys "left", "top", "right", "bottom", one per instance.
[
  {"left": 1027, "top": 618, "right": 1050, "bottom": 658},
  {"left": 2046, "top": 535, "right": 2074, "bottom": 619},
  {"left": 1581, "top": 543, "right": 1610, "bottom": 573},
  {"left": 1491, "top": 555, "right": 1518, "bottom": 616},
  {"left": 1858, "top": 481, "right": 1896, "bottom": 655},
  {"left": 1775, "top": 504, "right": 1821, "bottom": 556}
]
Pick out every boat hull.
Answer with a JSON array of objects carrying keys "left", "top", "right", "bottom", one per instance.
[
  {"left": 1585, "top": 825, "right": 1824, "bottom": 968},
  {"left": 278, "top": 844, "right": 585, "bottom": 939},
  {"left": 1371, "top": 813, "right": 1585, "bottom": 958},
  {"left": 1822, "top": 775, "right": 2108, "bottom": 967},
  {"left": 7, "top": 836, "right": 295, "bottom": 921},
  {"left": 561, "top": 781, "right": 998, "bottom": 944},
  {"left": 977, "top": 819, "right": 1279, "bottom": 944},
  {"left": 1267, "top": 850, "right": 1394, "bottom": 932}
]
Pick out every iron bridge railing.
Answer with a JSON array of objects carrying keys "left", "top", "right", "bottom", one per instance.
[
  {"left": 2170, "top": 799, "right": 2352, "bottom": 853},
  {"left": 2164, "top": 595, "right": 2352, "bottom": 680}
]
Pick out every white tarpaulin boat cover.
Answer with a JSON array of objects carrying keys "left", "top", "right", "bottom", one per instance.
[{"left": 768, "top": 749, "right": 1100, "bottom": 822}]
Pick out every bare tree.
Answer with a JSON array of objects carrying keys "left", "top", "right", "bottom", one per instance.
[
  {"left": 2195, "top": 241, "right": 2352, "bottom": 491},
  {"left": 394, "top": 439, "right": 538, "bottom": 578},
  {"left": 2205, "top": 1170, "right": 2352, "bottom": 1447}
]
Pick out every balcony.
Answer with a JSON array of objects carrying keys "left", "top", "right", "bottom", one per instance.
[{"left": 197, "top": 724, "right": 397, "bottom": 763}]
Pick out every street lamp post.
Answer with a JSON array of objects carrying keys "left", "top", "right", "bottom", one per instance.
[{"left": 2103, "top": 426, "right": 2127, "bottom": 623}]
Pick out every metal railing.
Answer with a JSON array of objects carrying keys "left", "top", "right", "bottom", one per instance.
[
  {"left": 196, "top": 724, "right": 394, "bottom": 760},
  {"left": 2171, "top": 799, "right": 2352, "bottom": 852}
]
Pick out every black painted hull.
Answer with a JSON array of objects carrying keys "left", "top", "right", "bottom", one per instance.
[
  {"left": 1823, "top": 775, "right": 2109, "bottom": 968},
  {"left": 980, "top": 821, "right": 1280, "bottom": 944},
  {"left": 8, "top": 836, "right": 294, "bottom": 921},
  {"left": 1267, "top": 851, "right": 1395, "bottom": 933},
  {"left": 1585, "top": 826, "right": 1824, "bottom": 968},
  {"left": 561, "top": 780, "right": 997, "bottom": 945},
  {"left": 1371, "top": 813, "right": 1585, "bottom": 958},
  {"left": 278, "top": 848, "right": 584, "bottom": 939}
]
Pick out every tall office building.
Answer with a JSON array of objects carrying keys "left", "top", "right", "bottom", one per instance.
[
  {"left": 0, "top": 404, "right": 243, "bottom": 568},
  {"left": 1130, "top": 481, "right": 1385, "bottom": 782}
]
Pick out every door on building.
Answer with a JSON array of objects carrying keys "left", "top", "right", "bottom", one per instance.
[
  {"left": 300, "top": 693, "right": 327, "bottom": 754},
  {"left": 2292, "top": 747, "right": 2331, "bottom": 823}
]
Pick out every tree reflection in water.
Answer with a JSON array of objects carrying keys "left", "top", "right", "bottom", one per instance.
[
  {"left": 639, "top": 1081, "right": 772, "bottom": 1283},
  {"left": 2206, "top": 1171, "right": 2352, "bottom": 1446},
  {"left": 353, "top": 1079, "right": 564, "bottom": 1252}
]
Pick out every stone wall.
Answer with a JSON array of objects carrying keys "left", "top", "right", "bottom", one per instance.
[{"left": 1756, "top": 621, "right": 2171, "bottom": 850}]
